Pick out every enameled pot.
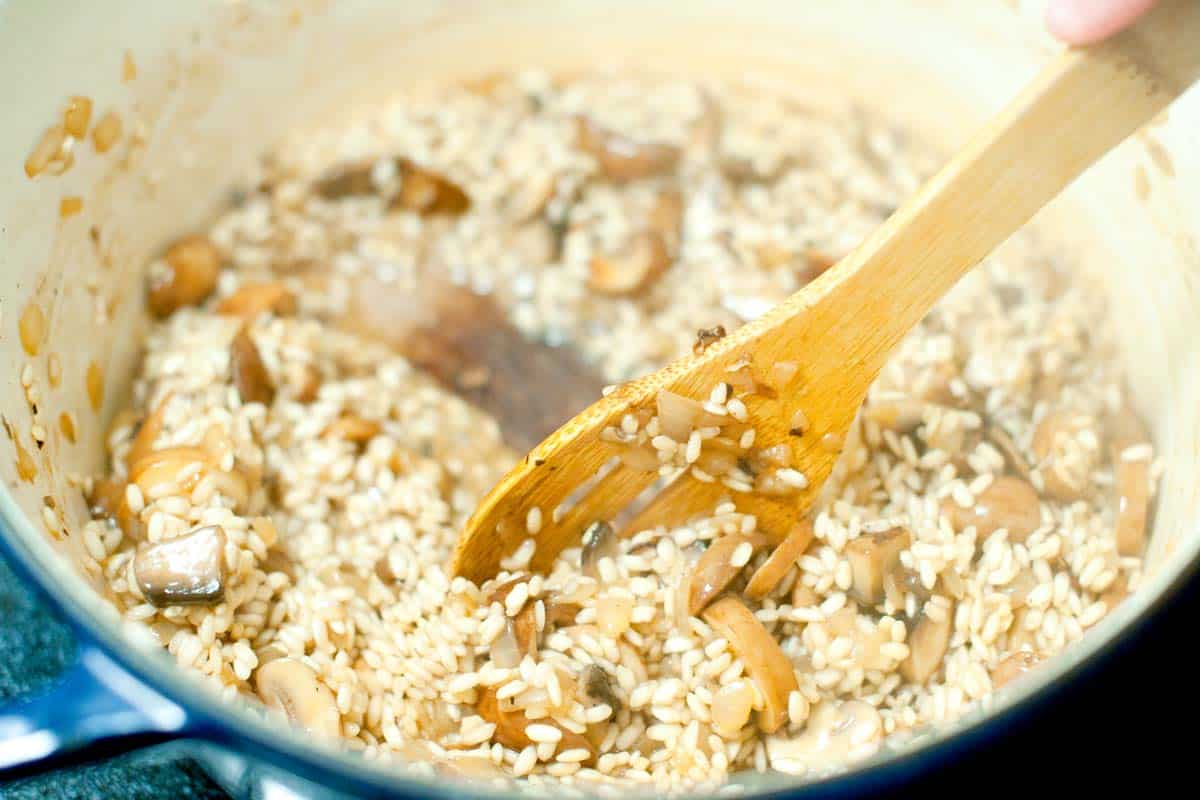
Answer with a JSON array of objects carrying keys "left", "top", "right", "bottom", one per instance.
[{"left": 1, "top": 1, "right": 1197, "bottom": 796}]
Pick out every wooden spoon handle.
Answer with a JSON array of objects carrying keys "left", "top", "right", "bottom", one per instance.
[{"left": 808, "top": 0, "right": 1200, "bottom": 379}]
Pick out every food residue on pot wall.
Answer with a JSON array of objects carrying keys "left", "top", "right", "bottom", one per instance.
[
  {"left": 18, "top": 303, "right": 45, "bottom": 357},
  {"left": 85, "top": 362, "right": 104, "bottom": 412},
  {"left": 2, "top": 417, "right": 37, "bottom": 483}
]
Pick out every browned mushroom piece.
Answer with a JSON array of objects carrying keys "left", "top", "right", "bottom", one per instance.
[
  {"left": 147, "top": 234, "right": 222, "bottom": 317},
  {"left": 744, "top": 520, "right": 815, "bottom": 601},
  {"left": 883, "top": 566, "right": 932, "bottom": 610},
  {"left": 506, "top": 170, "right": 558, "bottom": 223},
  {"left": 1031, "top": 409, "right": 1096, "bottom": 501},
  {"left": 942, "top": 476, "right": 1042, "bottom": 541},
  {"left": 546, "top": 600, "right": 582, "bottom": 627},
  {"left": 477, "top": 686, "right": 595, "bottom": 760},
  {"left": 575, "top": 116, "right": 681, "bottom": 182},
  {"left": 580, "top": 520, "right": 618, "bottom": 581},
  {"left": 580, "top": 663, "right": 621, "bottom": 712},
  {"left": 863, "top": 398, "right": 926, "bottom": 433},
  {"left": 486, "top": 577, "right": 540, "bottom": 662},
  {"left": 129, "top": 447, "right": 250, "bottom": 510},
  {"left": 312, "top": 159, "right": 376, "bottom": 199},
  {"left": 687, "top": 533, "right": 770, "bottom": 615},
  {"left": 133, "top": 525, "right": 227, "bottom": 607},
  {"left": 1099, "top": 572, "right": 1130, "bottom": 610},
  {"left": 588, "top": 231, "right": 672, "bottom": 296},
  {"left": 649, "top": 189, "right": 685, "bottom": 252},
  {"left": 991, "top": 649, "right": 1043, "bottom": 688},
  {"left": 1108, "top": 409, "right": 1153, "bottom": 557},
  {"left": 88, "top": 477, "right": 143, "bottom": 540},
  {"left": 899, "top": 599, "right": 955, "bottom": 684},
  {"left": 230, "top": 326, "right": 275, "bottom": 406},
  {"left": 1113, "top": 454, "right": 1151, "bottom": 557},
  {"left": 701, "top": 596, "right": 799, "bottom": 733},
  {"left": 215, "top": 282, "right": 298, "bottom": 319},
  {"left": 125, "top": 392, "right": 173, "bottom": 469},
  {"left": 1107, "top": 404, "right": 1150, "bottom": 454},
  {"left": 255, "top": 658, "right": 341, "bottom": 737},
  {"left": 987, "top": 425, "right": 1032, "bottom": 480},
  {"left": 322, "top": 414, "right": 382, "bottom": 445},
  {"left": 292, "top": 362, "right": 323, "bottom": 403},
  {"left": 765, "top": 700, "right": 883, "bottom": 775},
  {"left": 392, "top": 158, "right": 471, "bottom": 216},
  {"left": 792, "top": 582, "right": 819, "bottom": 609},
  {"left": 844, "top": 527, "right": 911, "bottom": 607}
]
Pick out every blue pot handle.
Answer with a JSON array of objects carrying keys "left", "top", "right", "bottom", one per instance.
[{"left": 0, "top": 642, "right": 190, "bottom": 778}]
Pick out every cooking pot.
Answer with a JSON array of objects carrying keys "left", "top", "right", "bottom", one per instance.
[{"left": 1, "top": 0, "right": 1197, "bottom": 796}]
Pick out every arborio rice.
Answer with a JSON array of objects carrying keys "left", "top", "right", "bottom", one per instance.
[{"left": 84, "top": 72, "right": 1159, "bottom": 791}]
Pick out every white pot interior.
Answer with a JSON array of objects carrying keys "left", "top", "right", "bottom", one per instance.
[{"left": 1, "top": 0, "right": 1197, "bottom": 788}]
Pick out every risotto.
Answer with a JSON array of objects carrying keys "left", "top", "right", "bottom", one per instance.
[{"left": 83, "top": 72, "right": 1157, "bottom": 792}]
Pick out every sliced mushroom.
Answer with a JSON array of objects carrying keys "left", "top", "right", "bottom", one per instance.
[
  {"left": 147, "top": 235, "right": 221, "bottom": 317},
  {"left": 765, "top": 700, "right": 883, "bottom": 775},
  {"left": 313, "top": 159, "right": 376, "bottom": 199},
  {"left": 863, "top": 398, "right": 926, "bottom": 433},
  {"left": 1108, "top": 404, "right": 1151, "bottom": 454},
  {"left": 322, "top": 414, "right": 382, "bottom": 445},
  {"left": 580, "top": 520, "right": 618, "bottom": 581},
  {"left": 580, "top": 663, "right": 621, "bottom": 712},
  {"left": 546, "top": 600, "right": 582, "bottom": 627},
  {"left": 215, "top": 282, "right": 298, "bottom": 319},
  {"left": 942, "top": 476, "right": 1042, "bottom": 541},
  {"left": 506, "top": 170, "right": 558, "bottom": 222},
  {"left": 1113, "top": 454, "right": 1151, "bottom": 557},
  {"left": 575, "top": 116, "right": 681, "bottom": 182},
  {"left": 487, "top": 577, "right": 539, "bottom": 661},
  {"left": 688, "top": 533, "right": 770, "bottom": 615},
  {"left": 133, "top": 525, "right": 227, "bottom": 607},
  {"left": 476, "top": 686, "right": 595, "bottom": 759},
  {"left": 255, "top": 658, "right": 341, "bottom": 737},
  {"left": 230, "top": 326, "right": 275, "bottom": 406},
  {"left": 792, "top": 582, "right": 819, "bottom": 609},
  {"left": 289, "top": 362, "right": 322, "bottom": 403},
  {"left": 744, "top": 520, "right": 815, "bottom": 601},
  {"left": 883, "top": 567, "right": 932, "bottom": 610},
  {"left": 589, "top": 231, "right": 671, "bottom": 296},
  {"left": 1100, "top": 572, "right": 1130, "bottom": 610},
  {"left": 701, "top": 595, "right": 798, "bottom": 733},
  {"left": 1031, "top": 409, "right": 1097, "bottom": 501},
  {"left": 392, "top": 158, "right": 471, "bottom": 216},
  {"left": 844, "top": 527, "right": 911, "bottom": 607},
  {"left": 88, "top": 477, "right": 143, "bottom": 540},
  {"left": 899, "top": 599, "right": 955, "bottom": 684},
  {"left": 991, "top": 649, "right": 1043, "bottom": 688},
  {"left": 129, "top": 447, "right": 249, "bottom": 509},
  {"left": 649, "top": 188, "right": 685, "bottom": 252},
  {"left": 125, "top": 392, "right": 172, "bottom": 470},
  {"left": 987, "top": 425, "right": 1032, "bottom": 480}
]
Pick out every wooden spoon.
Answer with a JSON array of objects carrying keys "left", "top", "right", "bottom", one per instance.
[{"left": 452, "top": 0, "right": 1200, "bottom": 583}]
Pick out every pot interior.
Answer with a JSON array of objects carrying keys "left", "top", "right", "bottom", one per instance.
[{"left": 1, "top": 0, "right": 1197, "bottom": 791}]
